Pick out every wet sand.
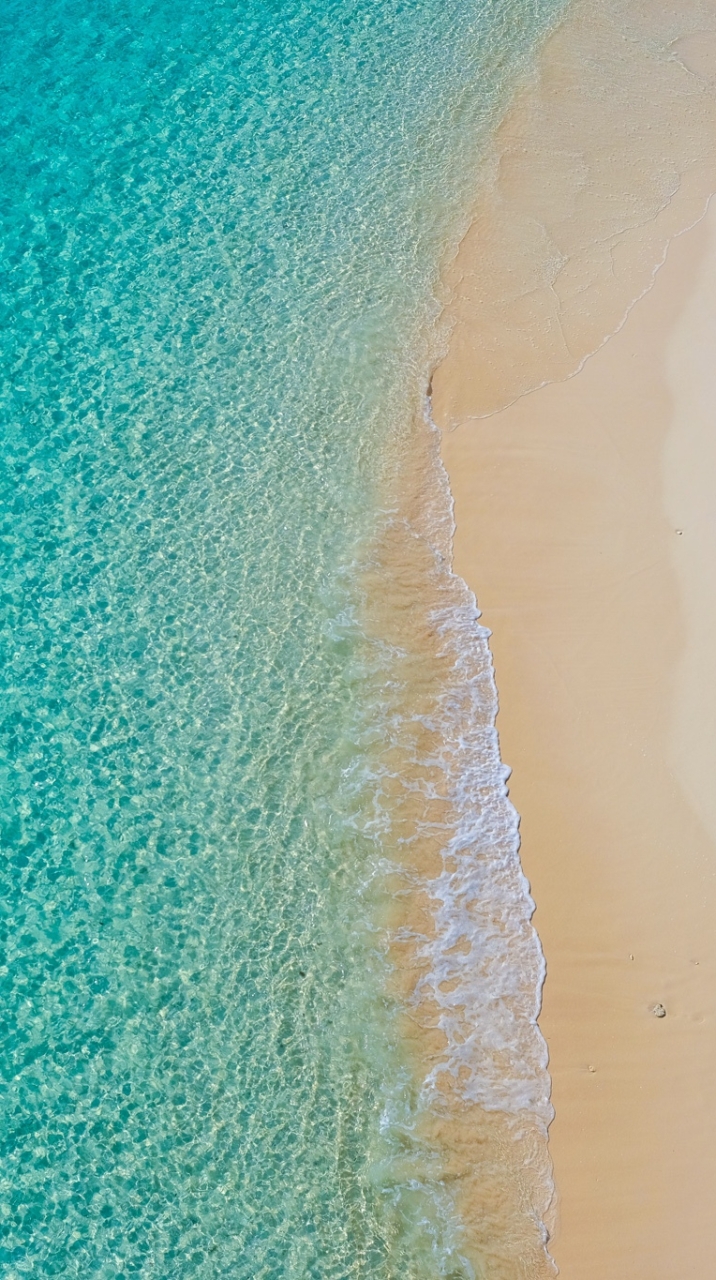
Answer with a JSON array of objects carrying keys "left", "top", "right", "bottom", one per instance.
[{"left": 432, "top": 4, "right": 716, "bottom": 1273}]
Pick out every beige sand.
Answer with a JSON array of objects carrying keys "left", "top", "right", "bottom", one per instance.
[
  {"left": 431, "top": 3, "right": 716, "bottom": 1272},
  {"left": 434, "top": 107, "right": 716, "bottom": 1280},
  {"left": 434, "top": 0, "right": 716, "bottom": 428}
]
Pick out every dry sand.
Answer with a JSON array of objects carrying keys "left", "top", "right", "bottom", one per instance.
[{"left": 432, "top": 5, "right": 716, "bottom": 1274}]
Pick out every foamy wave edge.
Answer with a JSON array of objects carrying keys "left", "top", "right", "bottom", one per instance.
[{"left": 415, "top": 390, "right": 553, "bottom": 1128}]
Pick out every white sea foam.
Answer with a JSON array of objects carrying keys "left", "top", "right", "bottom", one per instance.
[{"left": 401, "top": 398, "right": 553, "bottom": 1128}]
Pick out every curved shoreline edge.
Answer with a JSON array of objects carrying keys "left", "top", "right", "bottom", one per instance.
[
  {"left": 364, "top": 389, "right": 558, "bottom": 1277},
  {"left": 433, "top": 0, "right": 716, "bottom": 1272}
]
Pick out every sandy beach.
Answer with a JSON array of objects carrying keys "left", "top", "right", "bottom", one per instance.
[{"left": 433, "top": 3, "right": 716, "bottom": 1273}]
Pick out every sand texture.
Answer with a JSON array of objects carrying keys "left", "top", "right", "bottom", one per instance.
[
  {"left": 435, "top": 0, "right": 716, "bottom": 426},
  {"left": 432, "top": 2, "right": 716, "bottom": 1273}
]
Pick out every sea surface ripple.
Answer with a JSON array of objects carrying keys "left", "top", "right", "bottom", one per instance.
[{"left": 0, "top": 0, "right": 559, "bottom": 1273}]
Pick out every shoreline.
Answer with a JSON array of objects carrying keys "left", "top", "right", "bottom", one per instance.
[{"left": 433, "top": 22, "right": 716, "bottom": 1274}]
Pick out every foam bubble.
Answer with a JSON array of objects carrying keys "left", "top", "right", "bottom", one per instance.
[{"left": 360, "top": 393, "right": 555, "bottom": 1275}]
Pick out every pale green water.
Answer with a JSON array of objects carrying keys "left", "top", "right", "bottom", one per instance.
[{"left": 0, "top": 0, "right": 561, "bottom": 1274}]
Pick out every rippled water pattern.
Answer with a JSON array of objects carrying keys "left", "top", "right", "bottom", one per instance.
[{"left": 1, "top": 0, "right": 558, "bottom": 1274}]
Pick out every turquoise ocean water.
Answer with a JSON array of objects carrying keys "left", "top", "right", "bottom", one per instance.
[{"left": 1, "top": 0, "right": 561, "bottom": 1274}]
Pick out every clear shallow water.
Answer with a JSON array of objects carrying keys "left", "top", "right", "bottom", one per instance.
[{"left": 1, "top": 0, "right": 560, "bottom": 1274}]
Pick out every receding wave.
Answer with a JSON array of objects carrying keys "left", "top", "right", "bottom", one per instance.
[{"left": 358, "top": 393, "right": 555, "bottom": 1278}]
